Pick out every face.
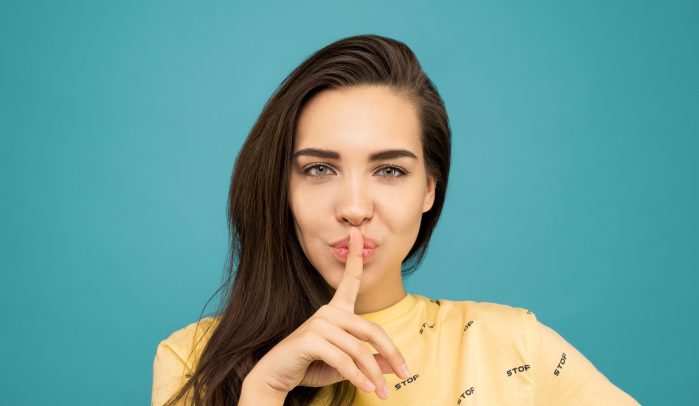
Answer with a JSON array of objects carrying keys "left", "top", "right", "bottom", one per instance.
[{"left": 289, "top": 85, "right": 436, "bottom": 300}]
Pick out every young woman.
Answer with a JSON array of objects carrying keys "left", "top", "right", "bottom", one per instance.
[{"left": 151, "top": 34, "right": 640, "bottom": 405}]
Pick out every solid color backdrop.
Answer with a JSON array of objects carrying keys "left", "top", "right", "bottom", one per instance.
[{"left": 1, "top": 1, "right": 697, "bottom": 404}]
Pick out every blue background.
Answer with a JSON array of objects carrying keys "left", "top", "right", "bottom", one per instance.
[{"left": 1, "top": 1, "right": 696, "bottom": 404}]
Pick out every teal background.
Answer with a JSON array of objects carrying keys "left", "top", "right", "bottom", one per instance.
[{"left": 1, "top": 0, "right": 696, "bottom": 404}]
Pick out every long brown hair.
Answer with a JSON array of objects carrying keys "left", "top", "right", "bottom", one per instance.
[{"left": 163, "top": 33, "right": 451, "bottom": 406}]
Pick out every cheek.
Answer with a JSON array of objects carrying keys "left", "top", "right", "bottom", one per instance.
[
  {"left": 376, "top": 193, "right": 425, "bottom": 258},
  {"left": 377, "top": 192, "right": 424, "bottom": 230},
  {"left": 289, "top": 185, "right": 329, "bottom": 242}
]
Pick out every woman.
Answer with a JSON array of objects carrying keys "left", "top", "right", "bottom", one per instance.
[{"left": 151, "top": 34, "right": 640, "bottom": 405}]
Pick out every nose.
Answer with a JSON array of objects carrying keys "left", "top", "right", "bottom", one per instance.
[{"left": 335, "top": 175, "right": 373, "bottom": 226}]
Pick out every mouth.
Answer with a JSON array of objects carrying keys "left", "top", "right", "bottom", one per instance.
[
  {"left": 329, "top": 235, "right": 379, "bottom": 250},
  {"left": 330, "top": 246, "right": 377, "bottom": 263},
  {"left": 329, "top": 234, "right": 379, "bottom": 263}
]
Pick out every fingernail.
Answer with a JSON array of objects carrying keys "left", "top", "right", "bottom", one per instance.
[
  {"left": 400, "top": 363, "right": 411, "bottom": 378},
  {"left": 381, "top": 384, "right": 390, "bottom": 399},
  {"left": 363, "top": 379, "right": 376, "bottom": 392}
]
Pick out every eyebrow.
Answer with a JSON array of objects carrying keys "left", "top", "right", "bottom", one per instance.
[{"left": 292, "top": 148, "right": 418, "bottom": 162}]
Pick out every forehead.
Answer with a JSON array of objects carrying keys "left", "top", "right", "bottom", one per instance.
[{"left": 294, "top": 85, "right": 421, "bottom": 156}]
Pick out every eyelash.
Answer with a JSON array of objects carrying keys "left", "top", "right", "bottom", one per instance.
[{"left": 302, "top": 163, "right": 409, "bottom": 180}]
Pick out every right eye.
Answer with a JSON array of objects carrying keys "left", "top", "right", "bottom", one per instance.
[{"left": 303, "top": 164, "right": 336, "bottom": 179}]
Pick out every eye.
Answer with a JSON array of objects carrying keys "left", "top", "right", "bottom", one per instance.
[
  {"left": 302, "top": 163, "right": 409, "bottom": 179},
  {"left": 376, "top": 164, "right": 408, "bottom": 178},
  {"left": 304, "top": 164, "right": 336, "bottom": 178}
]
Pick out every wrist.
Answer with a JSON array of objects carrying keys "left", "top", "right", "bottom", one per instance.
[{"left": 240, "top": 370, "right": 288, "bottom": 405}]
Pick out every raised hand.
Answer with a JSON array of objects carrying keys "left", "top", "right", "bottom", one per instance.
[{"left": 245, "top": 227, "right": 410, "bottom": 400}]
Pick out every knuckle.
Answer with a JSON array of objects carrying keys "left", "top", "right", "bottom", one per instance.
[
  {"left": 388, "top": 346, "right": 405, "bottom": 365},
  {"left": 360, "top": 353, "right": 382, "bottom": 379},
  {"left": 387, "top": 345, "right": 403, "bottom": 361},
  {"left": 366, "top": 323, "right": 384, "bottom": 342},
  {"left": 308, "top": 317, "right": 328, "bottom": 331},
  {"left": 319, "top": 304, "right": 340, "bottom": 319},
  {"left": 369, "top": 367, "right": 384, "bottom": 383},
  {"left": 365, "top": 320, "right": 381, "bottom": 333},
  {"left": 352, "top": 340, "right": 370, "bottom": 358},
  {"left": 351, "top": 366, "right": 366, "bottom": 382},
  {"left": 313, "top": 306, "right": 327, "bottom": 320},
  {"left": 366, "top": 323, "right": 403, "bottom": 360},
  {"left": 338, "top": 352, "right": 357, "bottom": 373},
  {"left": 303, "top": 329, "right": 322, "bottom": 344}
]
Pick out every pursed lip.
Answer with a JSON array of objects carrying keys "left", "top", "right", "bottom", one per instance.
[{"left": 329, "top": 234, "right": 379, "bottom": 249}]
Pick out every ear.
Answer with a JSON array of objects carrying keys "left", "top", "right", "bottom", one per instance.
[{"left": 422, "top": 175, "right": 436, "bottom": 213}]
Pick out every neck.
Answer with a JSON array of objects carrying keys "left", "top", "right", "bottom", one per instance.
[{"left": 355, "top": 280, "right": 407, "bottom": 315}]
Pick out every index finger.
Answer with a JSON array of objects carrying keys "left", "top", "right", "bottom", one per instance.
[{"left": 329, "top": 227, "right": 364, "bottom": 313}]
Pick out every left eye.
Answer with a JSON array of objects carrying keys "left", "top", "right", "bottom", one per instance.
[{"left": 376, "top": 165, "right": 407, "bottom": 177}]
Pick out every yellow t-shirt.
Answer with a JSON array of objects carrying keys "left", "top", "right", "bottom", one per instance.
[{"left": 152, "top": 293, "right": 640, "bottom": 405}]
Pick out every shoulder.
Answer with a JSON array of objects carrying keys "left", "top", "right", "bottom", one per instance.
[
  {"left": 155, "top": 316, "right": 221, "bottom": 371},
  {"left": 417, "top": 294, "right": 534, "bottom": 324},
  {"left": 415, "top": 294, "right": 538, "bottom": 345},
  {"left": 152, "top": 317, "right": 221, "bottom": 404}
]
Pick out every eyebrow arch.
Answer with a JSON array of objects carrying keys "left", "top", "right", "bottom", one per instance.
[{"left": 292, "top": 148, "right": 418, "bottom": 162}]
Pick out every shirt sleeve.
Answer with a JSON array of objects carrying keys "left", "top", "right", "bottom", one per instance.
[
  {"left": 152, "top": 340, "right": 189, "bottom": 406},
  {"left": 523, "top": 310, "right": 641, "bottom": 405}
]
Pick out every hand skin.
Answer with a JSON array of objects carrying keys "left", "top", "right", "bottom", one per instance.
[
  {"left": 238, "top": 227, "right": 409, "bottom": 403},
  {"left": 239, "top": 368, "right": 288, "bottom": 405}
]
